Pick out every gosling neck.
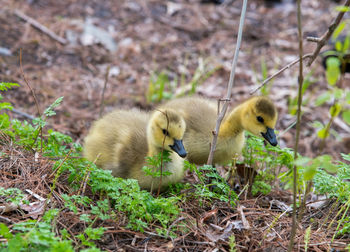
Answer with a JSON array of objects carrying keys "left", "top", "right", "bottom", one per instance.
[{"left": 218, "top": 105, "right": 244, "bottom": 138}]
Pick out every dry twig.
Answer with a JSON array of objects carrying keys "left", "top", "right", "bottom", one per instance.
[
  {"left": 306, "top": 0, "right": 350, "bottom": 66},
  {"left": 19, "top": 49, "right": 43, "bottom": 153},
  {"left": 10, "top": 108, "right": 36, "bottom": 120},
  {"left": 251, "top": 0, "right": 350, "bottom": 95},
  {"left": 156, "top": 110, "right": 170, "bottom": 197},
  {"left": 288, "top": 0, "right": 304, "bottom": 250},
  {"left": 99, "top": 66, "right": 110, "bottom": 118},
  {"left": 14, "top": 9, "right": 67, "bottom": 45},
  {"left": 250, "top": 54, "right": 312, "bottom": 95},
  {"left": 237, "top": 205, "right": 250, "bottom": 229},
  {"left": 0, "top": 202, "right": 19, "bottom": 214},
  {"left": 206, "top": 0, "right": 248, "bottom": 165}
]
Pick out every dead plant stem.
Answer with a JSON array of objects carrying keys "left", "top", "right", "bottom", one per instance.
[
  {"left": 288, "top": 0, "right": 303, "bottom": 250},
  {"left": 251, "top": 0, "right": 350, "bottom": 95},
  {"left": 19, "top": 49, "right": 43, "bottom": 153},
  {"left": 157, "top": 110, "right": 170, "bottom": 197},
  {"left": 206, "top": 0, "right": 248, "bottom": 165},
  {"left": 307, "top": 0, "right": 350, "bottom": 66},
  {"left": 14, "top": 9, "right": 67, "bottom": 45},
  {"left": 250, "top": 54, "right": 312, "bottom": 95},
  {"left": 99, "top": 66, "right": 110, "bottom": 118}
]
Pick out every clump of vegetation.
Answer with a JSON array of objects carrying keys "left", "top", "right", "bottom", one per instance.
[
  {"left": 146, "top": 58, "right": 221, "bottom": 103},
  {"left": 0, "top": 83, "right": 182, "bottom": 250},
  {"left": 1, "top": 74, "right": 350, "bottom": 250}
]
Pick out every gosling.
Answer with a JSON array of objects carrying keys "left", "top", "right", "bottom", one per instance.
[
  {"left": 159, "top": 96, "right": 278, "bottom": 165},
  {"left": 83, "top": 109, "right": 187, "bottom": 191}
]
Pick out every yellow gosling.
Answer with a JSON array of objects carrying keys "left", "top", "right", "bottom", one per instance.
[
  {"left": 83, "top": 109, "right": 187, "bottom": 191},
  {"left": 159, "top": 96, "right": 278, "bottom": 165}
]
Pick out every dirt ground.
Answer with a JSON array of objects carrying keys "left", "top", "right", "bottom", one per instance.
[{"left": 0, "top": 0, "right": 350, "bottom": 251}]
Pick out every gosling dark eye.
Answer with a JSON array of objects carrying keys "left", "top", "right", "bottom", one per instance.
[
  {"left": 162, "top": 129, "right": 169, "bottom": 136},
  {"left": 257, "top": 116, "right": 264, "bottom": 123}
]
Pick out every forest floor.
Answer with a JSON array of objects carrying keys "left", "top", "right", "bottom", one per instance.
[{"left": 0, "top": 0, "right": 350, "bottom": 251}]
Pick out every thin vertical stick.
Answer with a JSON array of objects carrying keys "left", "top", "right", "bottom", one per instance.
[
  {"left": 206, "top": 0, "right": 248, "bottom": 165},
  {"left": 288, "top": 0, "right": 304, "bottom": 250},
  {"left": 157, "top": 110, "right": 170, "bottom": 197},
  {"left": 19, "top": 49, "right": 43, "bottom": 153},
  {"left": 99, "top": 66, "right": 110, "bottom": 118}
]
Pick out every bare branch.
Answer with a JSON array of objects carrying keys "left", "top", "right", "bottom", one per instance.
[
  {"left": 99, "top": 66, "right": 110, "bottom": 118},
  {"left": 306, "top": 37, "right": 322, "bottom": 43},
  {"left": 14, "top": 9, "right": 67, "bottom": 45},
  {"left": 10, "top": 108, "right": 36, "bottom": 120},
  {"left": 250, "top": 53, "right": 312, "bottom": 95},
  {"left": 19, "top": 49, "right": 43, "bottom": 153},
  {"left": 306, "top": 0, "right": 350, "bottom": 66},
  {"left": 251, "top": 0, "right": 350, "bottom": 95},
  {"left": 206, "top": 0, "right": 248, "bottom": 165},
  {"left": 288, "top": 0, "right": 304, "bottom": 250}
]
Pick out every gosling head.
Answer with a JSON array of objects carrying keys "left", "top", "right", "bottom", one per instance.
[
  {"left": 241, "top": 97, "right": 278, "bottom": 146},
  {"left": 148, "top": 109, "right": 187, "bottom": 158}
]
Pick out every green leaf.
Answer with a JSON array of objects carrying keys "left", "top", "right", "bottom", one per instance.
[
  {"left": 303, "top": 163, "right": 318, "bottom": 181},
  {"left": 333, "top": 88, "right": 343, "bottom": 99},
  {"left": 343, "top": 36, "right": 350, "bottom": 52},
  {"left": 341, "top": 153, "right": 350, "bottom": 162},
  {"left": 44, "top": 96, "right": 64, "bottom": 117},
  {"left": 311, "top": 120, "right": 323, "bottom": 129},
  {"left": 326, "top": 57, "right": 341, "bottom": 85},
  {"left": 332, "top": 21, "right": 346, "bottom": 40},
  {"left": 346, "top": 91, "right": 350, "bottom": 104},
  {"left": 329, "top": 103, "right": 342, "bottom": 117},
  {"left": 295, "top": 156, "right": 311, "bottom": 167},
  {"left": 8, "top": 233, "right": 27, "bottom": 251},
  {"left": 0, "top": 102, "right": 14, "bottom": 110},
  {"left": 0, "top": 223, "right": 13, "bottom": 239},
  {"left": 342, "top": 110, "right": 350, "bottom": 124},
  {"left": 335, "top": 40, "right": 343, "bottom": 51},
  {"left": 315, "top": 92, "right": 331, "bottom": 106},
  {"left": 335, "top": 6, "right": 350, "bottom": 12},
  {"left": 317, "top": 128, "right": 329, "bottom": 139},
  {"left": 0, "top": 82, "right": 20, "bottom": 91},
  {"left": 319, "top": 155, "right": 338, "bottom": 173}
]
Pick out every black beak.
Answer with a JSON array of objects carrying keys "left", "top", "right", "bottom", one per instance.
[
  {"left": 169, "top": 139, "right": 187, "bottom": 158},
  {"left": 261, "top": 127, "right": 278, "bottom": 146}
]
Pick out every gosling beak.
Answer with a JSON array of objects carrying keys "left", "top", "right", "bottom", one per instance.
[
  {"left": 169, "top": 139, "right": 187, "bottom": 158},
  {"left": 261, "top": 127, "right": 278, "bottom": 146}
]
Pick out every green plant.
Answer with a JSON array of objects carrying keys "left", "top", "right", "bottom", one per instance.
[
  {"left": 147, "top": 71, "right": 173, "bottom": 103},
  {"left": 229, "top": 234, "right": 237, "bottom": 252},
  {"left": 0, "top": 82, "right": 19, "bottom": 111},
  {"left": 0, "top": 209, "right": 75, "bottom": 252},
  {"left": 316, "top": 23, "right": 350, "bottom": 145},
  {"left": 313, "top": 153, "right": 350, "bottom": 202},
  {"left": 0, "top": 187, "right": 28, "bottom": 205},
  {"left": 142, "top": 150, "right": 173, "bottom": 179},
  {"left": 61, "top": 194, "right": 92, "bottom": 214},
  {"left": 242, "top": 133, "right": 294, "bottom": 195},
  {"left": 251, "top": 179, "right": 271, "bottom": 196},
  {"left": 304, "top": 225, "right": 311, "bottom": 252},
  {"left": 76, "top": 227, "right": 105, "bottom": 248},
  {"left": 0, "top": 91, "right": 184, "bottom": 250},
  {"left": 186, "top": 162, "right": 237, "bottom": 206},
  {"left": 146, "top": 58, "right": 220, "bottom": 103}
]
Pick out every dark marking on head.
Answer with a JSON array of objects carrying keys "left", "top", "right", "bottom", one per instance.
[
  {"left": 255, "top": 98, "right": 276, "bottom": 118},
  {"left": 162, "top": 110, "right": 181, "bottom": 124}
]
